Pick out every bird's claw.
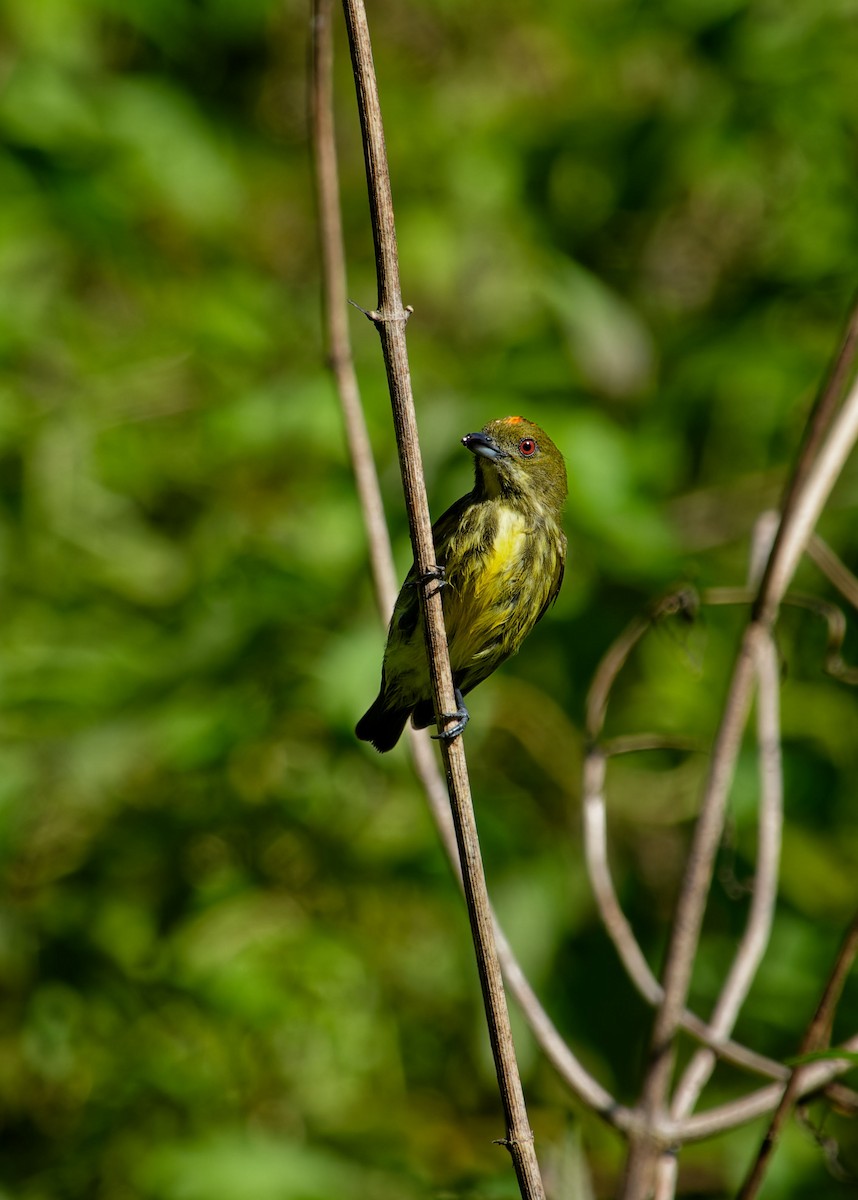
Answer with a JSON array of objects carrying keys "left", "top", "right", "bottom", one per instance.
[
  {"left": 408, "top": 564, "right": 447, "bottom": 598},
  {"left": 431, "top": 690, "right": 469, "bottom": 742},
  {"left": 432, "top": 714, "right": 469, "bottom": 742}
]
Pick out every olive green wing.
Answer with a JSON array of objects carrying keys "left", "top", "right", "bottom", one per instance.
[
  {"left": 431, "top": 493, "right": 476, "bottom": 564},
  {"left": 388, "top": 494, "right": 475, "bottom": 643}
]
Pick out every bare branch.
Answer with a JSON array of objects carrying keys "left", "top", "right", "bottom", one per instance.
[
  {"left": 666, "top": 519, "right": 785, "bottom": 1135},
  {"left": 669, "top": 1032, "right": 858, "bottom": 1142},
  {"left": 310, "top": 0, "right": 632, "bottom": 1145},
  {"left": 781, "top": 593, "right": 858, "bottom": 684},
  {"left": 338, "top": 3, "right": 545, "bottom": 1192},
  {"left": 581, "top": 573, "right": 858, "bottom": 1155},
  {"left": 808, "top": 533, "right": 858, "bottom": 612},
  {"left": 757, "top": 381, "right": 858, "bottom": 621},
  {"left": 737, "top": 910, "right": 858, "bottom": 1200},
  {"left": 622, "top": 348, "right": 858, "bottom": 1199},
  {"left": 706, "top": 581, "right": 858, "bottom": 684},
  {"left": 671, "top": 633, "right": 783, "bottom": 1121},
  {"left": 582, "top": 751, "right": 660, "bottom": 1000},
  {"left": 407, "top": 733, "right": 634, "bottom": 1128},
  {"left": 652, "top": 629, "right": 784, "bottom": 1199},
  {"left": 310, "top": 0, "right": 398, "bottom": 620},
  {"left": 585, "top": 589, "right": 698, "bottom": 745},
  {"left": 582, "top": 748, "right": 786, "bottom": 1083},
  {"left": 581, "top": 594, "right": 858, "bottom": 1159},
  {"left": 754, "top": 298, "right": 858, "bottom": 627},
  {"left": 579, "top": 534, "right": 858, "bottom": 1187}
]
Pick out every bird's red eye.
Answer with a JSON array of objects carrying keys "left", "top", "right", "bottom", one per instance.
[{"left": 518, "top": 438, "right": 537, "bottom": 457}]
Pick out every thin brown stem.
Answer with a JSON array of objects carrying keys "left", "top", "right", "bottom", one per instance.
[
  {"left": 621, "top": 337, "right": 858, "bottom": 1199},
  {"left": 653, "top": 628, "right": 785, "bottom": 1200},
  {"left": 754, "top": 298, "right": 858, "bottom": 627},
  {"left": 310, "top": 0, "right": 398, "bottom": 619},
  {"left": 579, "top": 579, "right": 858, "bottom": 1179},
  {"left": 585, "top": 589, "right": 698, "bottom": 745},
  {"left": 582, "top": 749, "right": 786, "bottom": 1084},
  {"left": 408, "top": 732, "right": 632, "bottom": 1127},
  {"left": 737, "top": 911, "right": 858, "bottom": 1200},
  {"left": 666, "top": 1033, "right": 858, "bottom": 1142},
  {"left": 670, "top": 633, "right": 783, "bottom": 1120},
  {"left": 808, "top": 533, "right": 858, "bottom": 612},
  {"left": 582, "top": 586, "right": 855, "bottom": 1103},
  {"left": 339, "top": 3, "right": 545, "bottom": 1194},
  {"left": 664, "top": 519, "right": 785, "bottom": 1148},
  {"left": 310, "top": 0, "right": 631, "bottom": 1140},
  {"left": 620, "top": 631, "right": 760, "bottom": 1199}
]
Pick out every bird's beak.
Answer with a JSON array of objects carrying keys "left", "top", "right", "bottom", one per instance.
[{"left": 462, "top": 432, "right": 505, "bottom": 460}]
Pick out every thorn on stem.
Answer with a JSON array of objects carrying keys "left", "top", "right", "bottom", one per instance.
[
  {"left": 492, "top": 1129, "right": 535, "bottom": 1149},
  {"left": 347, "top": 298, "right": 414, "bottom": 326}
]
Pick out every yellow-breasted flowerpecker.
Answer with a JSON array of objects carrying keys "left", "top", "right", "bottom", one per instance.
[{"left": 356, "top": 416, "right": 567, "bottom": 752}]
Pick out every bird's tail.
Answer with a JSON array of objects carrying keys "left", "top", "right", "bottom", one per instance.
[{"left": 355, "top": 693, "right": 411, "bottom": 753}]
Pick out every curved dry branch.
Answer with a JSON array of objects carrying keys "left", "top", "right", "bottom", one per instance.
[
  {"left": 408, "top": 733, "right": 632, "bottom": 1124},
  {"left": 808, "top": 533, "right": 858, "bottom": 612},
  {"left": 673, "top": 1032, "right": 858, "bottom": 1144},
  {"left": 653, "top": 628, "right": 784, "bottom": 1199},
  {"left": 669, "top": 532, "right": 785, "bottom": 1120},
  {"left": 582, "top": 748, "right": 785, "bottom": 1083},
  {"left": 621, "top": 340, "right": 858, "bottom": 1199},
  {"left": 737, "top": 910, "right": 858, "bottom": 1200},
  {"left": 583, "top": 590, "right": 795, "bottom": 1084},
  {"left": 581, "top": 568, "right": 858, "bottom": 1189}
]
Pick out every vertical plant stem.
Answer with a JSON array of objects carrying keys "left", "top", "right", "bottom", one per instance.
[
  {"left": 310, "top": 0, "right": 398, "bottom": 620},
  {"left": 338, "top": 2, "right": 545, "bottom": 1194},
  {"left": 310, "top": 0, "right": 629, "bottom": 1136}
]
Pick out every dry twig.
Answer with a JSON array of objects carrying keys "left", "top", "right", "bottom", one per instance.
[
  {"left": 808, "top": 533, "right": 858, "bottom": 613},
  {"left": 665, "top": 1032, "right": 858, "bottom": 1142},
  {"left": 333, "top": 2, "right": 546, "bottom": 1192},
  {"left": 621, "top": 308, "right": 858, "bottom": 1199},
  {"left": 668, "top": 521, "right": 784, "bottom": 1115},
  {"left": 310, "top": 0, "right": 397, "bottom": 619},
  {"left": 310, "top": 0, "right": 633, "bottom": 1139},
  {"left": 737, "top": 911, "right": 858, "bottom": 1200},
  {"left": 583, "top": 591, "right": 788, "bottom": 1084}
]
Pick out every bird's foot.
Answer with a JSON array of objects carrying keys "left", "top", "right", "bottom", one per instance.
[
  {"left": 431, "top": 689, "right": 469, "bottom": 743},
  {"left": 409, "top": 564, "right": 446, "bottom": 598}
]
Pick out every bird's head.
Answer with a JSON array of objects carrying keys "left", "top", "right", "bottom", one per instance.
[{"left": 462, "top": 416, "right": 567, "bottom": 513}]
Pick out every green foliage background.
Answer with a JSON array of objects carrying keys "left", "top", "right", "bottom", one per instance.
[{"left": 2, "top": 0, "right": 858, "bottom": 1196}]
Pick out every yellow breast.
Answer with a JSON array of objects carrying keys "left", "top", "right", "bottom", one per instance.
[
  {"left": 444, "top": 506, "right": 541, "bottom": 669},
  {"left": 474, "top": 507, "right": 528, "bottom": 598}
]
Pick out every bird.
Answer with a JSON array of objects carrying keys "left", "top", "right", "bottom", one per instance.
[{"left": 356, "top": 416, "right": 567, "bottom": 752}]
